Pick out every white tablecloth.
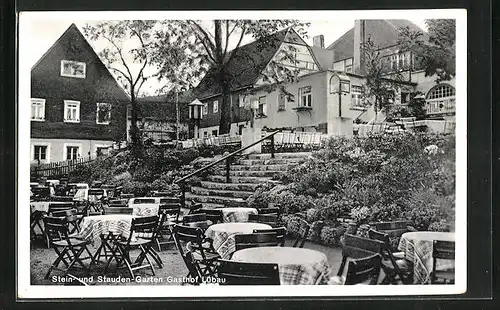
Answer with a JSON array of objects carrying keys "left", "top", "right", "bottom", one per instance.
[
  {"left": 79, "top": 214, "right": 134, "bottom": 243},
  {"left": 129, "top": 203, "right": 160, "bottom": 217},
  {"left": 205, "top": 222, "right": 272, "bottom": 259},
  {"left": 232, "top": 246, "right": 332, "bottom": 285}
]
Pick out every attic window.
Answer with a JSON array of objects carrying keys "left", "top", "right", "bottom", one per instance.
[
  {"left": 96, "top": 102, "right": 112, "bottom": 125},
  {"left": 61, "top": 60, "right": 86, "bottom": 78}
]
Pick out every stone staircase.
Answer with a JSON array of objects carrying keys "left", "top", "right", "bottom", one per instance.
[{"left": 185, "top": 152, "right": 312, "bottom": 209}]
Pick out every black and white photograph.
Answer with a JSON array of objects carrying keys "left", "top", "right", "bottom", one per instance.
[{"left": 18, "top": 9, "right": 467, "bottom": 298}]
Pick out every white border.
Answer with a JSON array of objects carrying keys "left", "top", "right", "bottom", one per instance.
[{"left": 18, "top": 9, "right": 467, "bottom": 299}]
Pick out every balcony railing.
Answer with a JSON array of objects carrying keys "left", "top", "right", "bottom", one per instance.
[{"left": 426, "top": 98, "right": 456, "bottom": 115}]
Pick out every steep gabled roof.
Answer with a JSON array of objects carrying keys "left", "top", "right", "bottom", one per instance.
[
  {"left": 136, "top": 90, "right": 194, "bottom": 121},
  {"left": 308, "top": 46, "right": 336, "bottom": 70},
  {"left": 193, "top": 28, "right": 291, "bottom": 99},
  {"left": 326, "top": 19, "right": 426, "bottom": 61},
  {"left": 32, "top": 23, "right": 130, "bottom": 100}
]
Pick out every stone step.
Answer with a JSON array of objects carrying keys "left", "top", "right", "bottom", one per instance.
[
  {"left": 200, "top": 181, "right": 261, "bottom": 191},
  {"left": 185, "top": 193, "right": 247, "bottom": 207},
  {"left": 190, "top": 186, "right": 255, "bottom": 199},
  {"left": 237, "top": 158, "right": 305, "bottom": 165},
  {"left": 206, "top": 175, "right": 273, "bottom": 184},
  {"left": 246, "top": 152, "right": 312, "bottom": 159},
  {"left": 213, "top": 170, "right": 284, "bottom": 178},
  {"left": 229, "top": 164, "right": 289, "bottom": 171}
]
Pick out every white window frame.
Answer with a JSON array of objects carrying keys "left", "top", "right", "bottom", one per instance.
[
  {"left": 258, "top": 96, "right": 267, "bottom": 116},
  {"left": 203, "top": 103, "right": 208, "bottom": 115},
  {"left": 96, "top": 102, "right": 112, "bottom": 125},
  {"left": 351, "top": 85, "right": 364, "bottom": 107},
  {"left": 213, "top": 100, "right": 219, "bottom": 113},
  {"left": 298, "top": 86, "right": 312, "bottom": 108},
  {"left": 60, "top": 60, "right": 86, "bottom": 78},
  {"left": 64, "top": 100, "right": 80, "bottom": 123},
  {"left": 63, "top": 143, "right": 82, "bottom": 161},
  {"left": 31, "top": 98, "right": 46, "bottom": 121},
  {"left": 32, "top": 142, "right": 50, "bottom": 163}
]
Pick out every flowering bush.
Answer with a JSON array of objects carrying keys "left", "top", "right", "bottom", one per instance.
[{"left": 350, "top": 206, "right": 371, "bottom": 223}]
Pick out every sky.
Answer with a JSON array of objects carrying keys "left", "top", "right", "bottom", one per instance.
[{"left": 20, "top": 11, "right": 429, "bottom": 96}]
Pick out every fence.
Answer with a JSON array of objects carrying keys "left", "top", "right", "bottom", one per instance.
[
  {"left": 354, "top": 119, "right": 456, "bottom": 137},
  {"left": 262, "top": 131, "right": 329, "bottom": 152},
  {"left": 179, "top": 134, "right": 242, "bottom": 149},
  {"left": 31, "top": 156, "right": 96, "bottom": 178}
]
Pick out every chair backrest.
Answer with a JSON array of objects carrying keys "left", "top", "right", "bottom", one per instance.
[
  {"left": 51, "top": 196, "right": 74, "bottom": 202},
  {"left": 234, "top": 232, "right": 278, "bottom": 251},
  {"left": 194, "top": 209, "right": 223, "bottom": 225},
  {"left": 125, "top": 215, "right": 159, "bottom": 243},
  {"left": 131, "top": 198, "right": 156, "bottom": 204},
  {"left": 183, "top": 213, "right": 207, "bottom": 223},
  {"left": 109, "top": 199, "right": 128, "bottom": 206},
  {"left": 248, "top": 214, "right": 278, "bottom": 227},
  {"left": 367, "top": 229, "right": 392, "bottom": 254},
  {"left": 120, "top": 193, "right": 134, "bottom": 199},
  {"left": 32, "top": 187, "right": 51, "bottom": 200},
  {"left": 257, "top": 207, "right": 280, "bottom": 217},
  {"left": 48, "top": 203, "right": 74, "bottom": 215},
  {"left": 433, "top": 240, "right": 455, "bottom": 260},
  {"left": 103, "top": 207, "right": 133, "bottom": 215},
  {"left": 342, "top": 234, "right": 385, "bottom": 257},
  {"left": 158, "top": 203, "right": 181, "bottom": 223},
  {"left": 216, "top": 259, "right": 280, "bottom": 285},
  {"left": 188, "top": 202, "right": 203, "bottom": 214},
  {"left": 172, "top": 224, "right": 206, "bottom": 259},
  {"left": 88, "top": 188, "right": 105, "bottom": 196},
  {"left": 253, "top": 227, "right": 287, "bottom": 246},
  {"left": 369, "top": 221, "right": 410, "bottom": 238},
  {"left": 51, "top": 208, "right": 79, "bottom": 222},
  {"left": 286, "top": 216, "right": 311, "bottom": 248},
  {"left": 182, "top": 251, "right": 203, "bottom": 283},
  {"left": 159, "top": 197, "right": 181, "bottom": 204},
  {"left": 344, "top": 253, "right": 382, "bottom": 285},
  {"left": 43, "top": 216, "right": 69, "bottom": 245}
]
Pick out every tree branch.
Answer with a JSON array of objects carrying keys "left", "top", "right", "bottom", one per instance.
[
  {"left": 103, "top": 34, "right": 134, "bottom": 82},
  {"left": 225, "top": 25, "right": 247, "bottom": 66}
]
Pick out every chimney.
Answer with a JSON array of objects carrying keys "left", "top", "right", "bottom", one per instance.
[
  {"left": 353, "top": 20, "right": 366, "bottom": 75},
  {"left": 313, "top": 35, "right": 325, "bottom": 48}
]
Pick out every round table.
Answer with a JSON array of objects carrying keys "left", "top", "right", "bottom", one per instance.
[
  {"left": 232, "top": 246, "right": 332, "bottom": 285},
  {"left": 398, "top": 231, "right": 455, "bottom": 284},
  {"left": 218, "top": 207, "right": 258, "bottom": 223},
  {"left": 79, "top": 214, "right": 135, "bottom": 243},
  {"left": 129, "top": 203, "right": 160, "bottom": 217},
  {"left": 205, "top": 222, "right": 271, "bottom": 259}
]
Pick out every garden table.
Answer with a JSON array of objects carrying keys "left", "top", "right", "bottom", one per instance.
[
  {"left": 398, "top": 231, "right": 455, "bottom": 284},
  {"left": 129, "top": 203, "right": 160, "bottom": 217},
  {"left": 205, "top": 222, "right": 271, "bottom": 259},
  {"left": 30, "top": 201, "right": 70, "bottom": 213},
  {"left": 231, "top": 246, "right": 332, "bottom": 285},
  {"left": 217, "top": 207, "right": 258, "bottom": 223}
]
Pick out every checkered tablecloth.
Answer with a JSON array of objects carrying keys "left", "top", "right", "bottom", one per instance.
[
  {"left": 231, "top": 246, "right": 332, "bottom": 285},
  {"left": 205, "top": 223, "right": 272, "bottom": 259},
  {"left": 398, "top": 231, "right": 455, "bottom": 284},
  {"left": 79, "top": 214, "right": 134, "bottom": 244},
  {"left": 130, "top": 203, "right": 160, "bottom": 217},
  {"left": 218, "top": 207, "right": 258, "bottom": 223},
  {"left": 30, "top": 201, "right": 71, "bottom": 213}
]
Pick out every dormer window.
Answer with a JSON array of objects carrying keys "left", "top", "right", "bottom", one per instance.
[{"left": 61, "top": 60, "right": 86, "bottom": 78}]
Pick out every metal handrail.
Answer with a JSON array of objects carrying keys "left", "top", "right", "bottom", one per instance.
[{"left": 174, "top": 130, "right": 281, "bottom": 185}]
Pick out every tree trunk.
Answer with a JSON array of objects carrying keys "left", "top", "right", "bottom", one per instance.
[
  {"left": 219, "top": 80, "right": 232, "bottom": 134},
  {"left": 129, "top": 89, "right": 143, "bottom": 158}
]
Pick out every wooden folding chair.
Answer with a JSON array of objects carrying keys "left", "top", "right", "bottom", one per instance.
[
  {"left": 105, "top": 216, "right": 160, "bottom": 278},
  {"left": 216, "top": 260, "right": 280, "bottom": 285},
  {"left": 234, "top": 232, "right": 278, "bottom": 251},
  {"left": 368, "top": 229, "right": 413, "bottom": 284},
  {"left": 182, "top": 213, "right": 210, "bottom": 231},
  {"left": 156, "top": 203, "right": 182, "bottom": 250},
  {"left": 172, "top": 224, "right": 220, "bottom": 276},
  {"left": 431, "top": 240, "right": 455, "bottom": 284},
  {"left": 253, "top": 227, "right": 287, "bottom": 246},
  {"left": 193, "top": 208, "right": 223, "bottom": 226},
  {"left": 248, "top": 214, "right": 278, "bottom": 228},
  {"left": 286, "top": 215, "right": 311, "bottom": 248},
  {"left": 257, "top": 207, "right": 280, "bottom": 218},
  {"left": 343, "top": 253, "right": 383, "bottom": 285},
  {"left": 43, "top": 216, "right": 93, "bottom": 279}
]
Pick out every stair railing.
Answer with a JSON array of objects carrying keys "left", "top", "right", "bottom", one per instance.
[{"left": 173, "top": 130, "right": 281, "bottom": 208}]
